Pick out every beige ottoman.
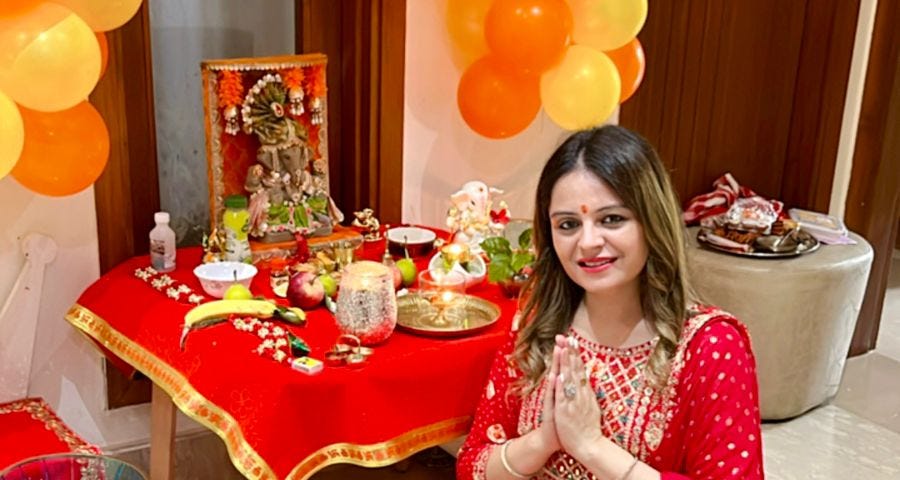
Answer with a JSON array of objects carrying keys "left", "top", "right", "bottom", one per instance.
[{"left": 686, "top": 227, "right": 873, "bottom": 420}]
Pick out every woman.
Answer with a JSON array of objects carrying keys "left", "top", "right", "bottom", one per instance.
[{"left": 457, "top": 126, "right": 763, "bottom": 479}]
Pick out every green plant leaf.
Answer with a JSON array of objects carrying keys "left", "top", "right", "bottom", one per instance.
[
  {"left": 480, "top": 237, "right": 511, "bottom": 258},
  {"left": 518, "top": 228, "right": 534, "bottom": 250},
  {"left": 487, "top": 253, "right": 514, "bottom": 282},
  {"left": 511, "top": 251, "right": 535, "bottom": 274}
]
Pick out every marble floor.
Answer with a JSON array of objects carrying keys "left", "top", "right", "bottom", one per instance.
[{"left": 112, "top": 256, "right": 900, "bottom": 479}]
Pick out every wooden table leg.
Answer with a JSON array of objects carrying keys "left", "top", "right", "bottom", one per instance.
[{"left": 150, "top": 383, "right": 175, "bottom": 480}]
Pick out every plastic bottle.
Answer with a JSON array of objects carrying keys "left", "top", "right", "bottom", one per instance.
[
  {"left": 223, "top": 194, "right": 252, "bottom": 263},
  {"left": 149, "top": 212, "right": 176, "bottom": 272}
]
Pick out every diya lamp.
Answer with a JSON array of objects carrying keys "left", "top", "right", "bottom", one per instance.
[{"left": 417, "top": 269, "right": 466, "bottom": 326}]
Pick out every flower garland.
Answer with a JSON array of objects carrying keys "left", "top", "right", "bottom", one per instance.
[
  {"left": 231, "top": 316, "right": 310, "bottom": 365},
  {"left": 281, "top": 67, "right": 305, "bottom": 116},
  {"left": 133, "top": 266, "right": 205, "bottom": 305},
  {"left": 305, "top": 65, "right": 327, "bottom": 125},
  {"left": 232, "top": 316, "right": 292, "bottom": 363},
  {"left": 217, "top": 70, "right": 244, "bottom": 135}
]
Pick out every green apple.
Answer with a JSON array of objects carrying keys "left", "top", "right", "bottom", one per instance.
[
  {"left": 318, "top": 273, "right": 338, "bottom": 298},
  {"left": 396, "top": 258, "right": 417, "bottom": 287},
  {"left": 223, "top": 282, "right": 253, "bottom": 300}
]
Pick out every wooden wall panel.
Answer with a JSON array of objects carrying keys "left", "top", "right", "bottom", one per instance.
[
  {"left": 89, "top": 3, "right": 158, "bottom": 408},
  {"left": 90, "top": 2, "right": 160, "bottom": 275},
  {"left": 845, "top": 0, "right": 900, "bottom": 355},
  {"left": 296, "top": 0, "right": 405, "bottom": 224},
  {"left": 621, "top": 0, "right": 857, "bottom": 211}
]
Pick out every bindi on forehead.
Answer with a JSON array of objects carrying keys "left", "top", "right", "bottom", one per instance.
[{"left": 580, "top": 204, "right": 589, "bottom": 214}]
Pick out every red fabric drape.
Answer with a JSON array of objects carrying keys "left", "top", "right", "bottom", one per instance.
[
  {"left": 67, "top": 244, "right": 516, "bottom": 480},
  {"left": 0, "top": 398, "right": 101, "bottom": 471}
]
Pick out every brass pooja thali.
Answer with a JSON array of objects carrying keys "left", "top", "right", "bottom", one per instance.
[
  {"left": 396, "top": 292, "right": 501, "bottom": 337},
  {"left": 698, "top": 228, "right": 820, "bottom": 258}
]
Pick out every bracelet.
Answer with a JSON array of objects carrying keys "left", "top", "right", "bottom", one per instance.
[
  {"left": 500, "top": 440, "right": 533, "bottom": 479},
  {"left": 616, "top": 455, "right": 639, "bottom": 480}
]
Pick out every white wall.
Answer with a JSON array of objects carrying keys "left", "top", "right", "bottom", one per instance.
[
  {"left": 0, "top": 0, "right": 295, "bottom": 452},
  {"left": 0, "top": 179, "right": 182, "bottom": 450},
  {"left": 402, "top": 0, "right": 571, "bottom": 226}
]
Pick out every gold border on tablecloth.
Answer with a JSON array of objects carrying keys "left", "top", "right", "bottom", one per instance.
[{"left": 65, "top": 303, "right": 470, "bottom": 480}]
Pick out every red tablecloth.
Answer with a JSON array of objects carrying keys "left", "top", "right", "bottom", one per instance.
[
  {"left": 0, "top": 398, "right": 101, "bottom": 471},
  {"left": 65, "top": 247, "right": 515, "bottom": 480}
]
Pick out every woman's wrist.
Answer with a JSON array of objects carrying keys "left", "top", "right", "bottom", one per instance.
[{"left": 499, "top": 431, "right": 555, "bottom": 478}]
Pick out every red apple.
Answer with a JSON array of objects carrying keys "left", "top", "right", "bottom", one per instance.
[{"left": 287, "top": 271, "right": 325, "bottom": 309}]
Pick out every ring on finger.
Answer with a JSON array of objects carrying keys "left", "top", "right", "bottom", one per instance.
[
  {"left": 563, "top": 382, "right": 577, "bottom": 400},
  {"left": 580, "top": 376, "right": 588, "bottom": 387}
]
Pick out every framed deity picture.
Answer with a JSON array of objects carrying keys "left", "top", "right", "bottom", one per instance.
[{"left": 201, "top": 54, "right": 359, "bottom": 260}]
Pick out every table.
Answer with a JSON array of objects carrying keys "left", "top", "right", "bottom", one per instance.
[
  {"left": 65, "top": 248, "right": 515, "bottom": 480},
  {"left": 686, "top": 228, "right": 873, "bottom": 419}
]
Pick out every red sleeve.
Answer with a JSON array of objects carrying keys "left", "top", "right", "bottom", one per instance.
[
  {"left": 663, "top": 319, "right": 764, "bottom": 479},
  {"left": 457, "top": 329, "right": 523, "bottom": 480}
]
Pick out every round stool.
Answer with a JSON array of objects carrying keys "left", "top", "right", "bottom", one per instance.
[
  {"left": 0, "top": 453, "right": 146, "bottom": 480},
  {"left": 686, "top": 227, "right": 873, "bottom": 420}
]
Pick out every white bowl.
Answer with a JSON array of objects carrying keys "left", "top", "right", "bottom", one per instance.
[
  {"left": 193, "top": 261, "right": 258, "bottom": 298},
  {"left": 386, "top": 226, "right": 437, "bottom": 258}
]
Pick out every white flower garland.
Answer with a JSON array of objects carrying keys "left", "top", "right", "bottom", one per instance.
[{"left": 133, "top": 266, "right": 205, "bottom": 305}]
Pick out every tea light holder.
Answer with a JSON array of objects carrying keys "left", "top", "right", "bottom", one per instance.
[
  {"left": 335, "top": 261, "right": 397, "bottom": 345},
  {"left": 417, "top": 269, "right": 466, "bottom": 326},
  {"left": 440, "top": 243, "right": 471, "bottom": 265}
]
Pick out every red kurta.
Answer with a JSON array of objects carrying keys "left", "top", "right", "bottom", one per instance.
[{"left": 457, "top": 305, "right": 764, "bottom": 479}]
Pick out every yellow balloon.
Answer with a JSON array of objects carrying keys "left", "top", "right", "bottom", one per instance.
[
  {"left": 52, "top": 0, "right": 142, "bottom": 32},
  {"left": 446, "top": 0, "right": 492, "bottom": 68},
  {"left": 570, "top": 0, "right": 648, "bottom": 51},
  {"left": 0, "top": 90, "right": 24, "bottom": 179},
  {"left": 0, "top": 3, "right": 101, "bottom": 112},
  {"left": 540, "top": 45, "right": 620, "bottom": 130}
]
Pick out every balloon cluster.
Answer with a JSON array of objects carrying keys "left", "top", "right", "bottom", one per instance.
[
  {"left": 0, "top": 0, "right": 141, "bottom": 196},
  {"left": 449, "top": 0, "right": 647, "bottom": 138}
]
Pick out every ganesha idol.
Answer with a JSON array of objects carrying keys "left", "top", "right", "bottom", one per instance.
[
  {"left": 237, "top": 74, "right": 343, "bottom": 243},
  {"left": 446, "top": 180, "right": 510, "bottom": 252}
]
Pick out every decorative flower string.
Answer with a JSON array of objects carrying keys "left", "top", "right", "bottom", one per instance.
[
  {"left": 305, "top": 65, "right": 327, "bottom": 125},
  {"left": 133, "top": 266, "right": 205, "bottom": 305},
  {"left": 281, "top": 68, "right": 305, "bottom": 116},
  {"left": 217, "top": 70, "right": 244, "bottom": 135},
  {"left": 231, "top": 316, "right": 310, "bottom": 365}
]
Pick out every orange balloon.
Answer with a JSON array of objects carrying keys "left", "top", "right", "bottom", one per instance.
[
  {"left": 604, "top": 38, "right": 645, "bottom": 102},
  {"left": 0, "top": 3, "right": 101, "bottom": 112},
  {"left": 485, "top": 0, "right": 572, "bottom": 73},
  {"left": 12, "top": 102, "right": 110, "bottom": 197},
  {"left": 96, "top": 32, "right": 108, "bottom": 77},
  {"left": 52, "top": 0, "right": 142, "bottom": 32},
  {"left": 446, "top": 0, "right": 492, "bottom": 68},
  {"left": 0, "top": 1, "right": 42, "bottom": 18},
  {"left": 457, "top": 56, "right": 541, "bottom": 139}
]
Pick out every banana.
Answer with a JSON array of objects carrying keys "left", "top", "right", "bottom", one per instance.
[{"left": 180, "top": 299, "right": 307, "bottom": 349}]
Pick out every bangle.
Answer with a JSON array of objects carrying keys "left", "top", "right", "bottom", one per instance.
[
  {"left": 617, "top": 455, "right": 639, "bottom": 480},
  {"left": 500, "top": 440, "right": 534, "bottom": 479}
]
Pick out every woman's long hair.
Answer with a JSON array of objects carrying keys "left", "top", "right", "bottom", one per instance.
[{"left": 513, "top": 125, "right": 694, "bottom": 394}]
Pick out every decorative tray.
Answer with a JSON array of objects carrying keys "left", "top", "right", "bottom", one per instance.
[
  {"left": 697, "top": 228, "right": 820, "bottom": 258},
  {"left": 396, "top": 292, "right": 500, "bottom": 337}
]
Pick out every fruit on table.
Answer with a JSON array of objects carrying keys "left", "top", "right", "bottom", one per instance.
[
  {"left": 181, "top": 299, "right": 306, "bottom": 349},
  {"left": 396, "top": 258, "right": 417, "bottom": 287},
  {"left": 223, "top": 282, "right": 253, "bottom": 300},
  {"left": 287, "top": 271, "right": 326, "bottom": 309},
  {"left": 318, "top": 273, "right": 337, "bottom": 298}
]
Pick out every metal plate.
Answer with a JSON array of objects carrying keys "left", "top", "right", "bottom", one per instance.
[
  {"left": 396, "top": 292, "right": 501, "bottom": 337},
  {"left": 698, "top": 228, "right": 821, "bottom": 258}
]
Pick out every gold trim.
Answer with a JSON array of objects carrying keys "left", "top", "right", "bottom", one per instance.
[
  {"left": 66, "top": 303, "right": 470, "bottom": 479},
  {"left": 287, "top": 416, "right": 470, "bottom": 479},
  {"left": 0, "top": 397, "right": 100, "bottom": 455}
]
